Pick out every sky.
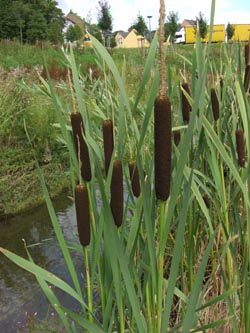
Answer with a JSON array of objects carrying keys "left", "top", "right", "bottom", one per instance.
[{"left": 57, "top": 0, "right": 250, "bottom": 32}]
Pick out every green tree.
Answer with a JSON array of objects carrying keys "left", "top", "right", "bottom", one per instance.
[
  {"left": 196, "top": 11, "right": 208, "bottom": 39},
  {"left": 0, "top": 0, "right": 64, "bottom": 43},
  {"left": 97, "top": 0, "right": 113, "bottom": 32},
  {"left": 26, "top": 11, "right": 48, "bottom": 42},
  {"left": 86, "top": 23, "right": 103, "bottom": 43},
  {"left": 65, "top": 24, "right": 83, "bottom": 42},
  {"left": 164, "top": 11, "right": 180, "bottom": 42},
  {"left": 226, "top": 22, "right": 235, "bottom": 41},
  {"left": 130, "top": 14, "right": 147, "bottom": 36}
]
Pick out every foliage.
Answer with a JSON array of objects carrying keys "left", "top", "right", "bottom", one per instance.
[
  {"left": 130, "top": 13, "right": 148, "bottom": 36},
  {"left": 86, "top": 23, "right": 103, "bottom": 43},
  {"left": 65, "top": 24, "right": 83, "bottom": 42},
  {"left": 226, "top": 22, "right": 235, "bottom": 41},
  {"left": 195, "top": 11, "right": 208, "bottom": 39},
  {"left": 164, "top": 11, "right": 180, "bottom": 42},
  {"left": 97, "top": 0, "right": 113, "bottom": 32},
  {"left": 0, "top": 0, "right": 64, "bottom": 43}
]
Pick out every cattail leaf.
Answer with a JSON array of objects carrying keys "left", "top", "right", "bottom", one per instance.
[{"left": 154, "top": 95, "right": 172, "bottom": 201}]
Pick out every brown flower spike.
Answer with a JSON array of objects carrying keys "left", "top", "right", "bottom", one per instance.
[
  {"left": 75, "top": 184, "right": 90, "bottom": 246},
  {"left": 154, "top": 95, "right": 172, "bottom": 201},
  {"left": 110, "top": 159, "right": 123, "bottom": 227},
  {"left": 103, "top": 119, "right": 114, "bottom": 176},
  {"left": 210, "top": 88, "right": 220, "bottom": 121},
  {"left": 129, "top": 160, "right": 141, "bottom": 198},
  {"left": 236, "top": 128, "right": 245, "bottom": 167},
  {"left": 71, "top": 112, "right": 92, "bottom": 182}
]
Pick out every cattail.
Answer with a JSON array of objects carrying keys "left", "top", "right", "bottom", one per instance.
[
  {"left": 154, "top": 95, "right": 172, "bottom": 201},
  {"left": 71, "top": 112, "right": 92, "bottom": 182},
  {"left": 219, "top": 76, "right": 224, "bottom": 100},
  {"left": 173, "top": 130, "right": 181, "bottom": 146},
  {"left": 210, "top": 88, "right": 220, "bottom": 121},
  {"left": 110, "top": 160, "right": 123, "bottom": 227},
  {"left": 244, "top": 65, "right": 250, "bottom": 93},
  {"left": 202, "top": 194, "right": 210, "bottom": 209},
  {"left": 129, "top": 160, "right": 141, "bottom": 198},
  {"left": 236, "top": 128, "right": 245, "bottom": 167},
  {"left": 103, "top": 119, "right": 114, "bottom": 176},
  {"left": 181, "top": 82, "right": 192, "bottom": 123},
  {"left": 75, "top": 184, "right": 90, "bottom": 246},
  {"left": 245, "top": 43, "right": 250, "bottom": 67}
]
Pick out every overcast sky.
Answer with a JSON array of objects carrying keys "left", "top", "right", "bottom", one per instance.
[{"left": 57, "top": 0, "right": 250, "bottom": 32}]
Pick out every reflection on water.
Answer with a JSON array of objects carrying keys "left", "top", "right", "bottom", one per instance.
[{"left": 0, "top": 195, "right": 84, "bottom": 333}]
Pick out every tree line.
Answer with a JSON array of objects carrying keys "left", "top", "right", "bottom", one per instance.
[
  {"left": 0, "top": 0, "right": 236, "bottom": 45},
  {"left": 0, "top": 0, "right": 65, "bottom": 43}
]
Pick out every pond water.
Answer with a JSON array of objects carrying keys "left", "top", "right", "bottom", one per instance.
[{"left": 0, "top": 194, "right": 85, "bottom": 333}]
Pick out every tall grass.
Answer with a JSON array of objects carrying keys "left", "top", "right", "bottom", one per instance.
[{"left": 1, "top": 1, "right": 250, "bottom": 332}]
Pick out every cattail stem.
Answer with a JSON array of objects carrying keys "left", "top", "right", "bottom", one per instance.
[
  {"left": 236, "top": 128, "right": 245, "bottom": 167},
  {"left": 71, "top": 112, "right": 92, "bottom": 182},
  {"left": 103, "top": 119, "right": 114, "bottom": 176},
  {"left": 181, "top": 82, "right": 192, "bottom": 123},
  {"left": 210, "top": 88, "right": 220, "bottom": 121},
  {"left": 154, "top": 95, "right": 172, "bottom": 201},
  {"left": 129, "top": 160, "right": 141, "bottom": 197},
  {"left": 83, "top": 246, "right": 93, "bottom": 324},
  {"left": 110, "top": 159, "right": 123, "bottom": 227}
]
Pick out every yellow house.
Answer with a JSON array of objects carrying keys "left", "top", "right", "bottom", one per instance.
[{"left": 115, "top": 29, "right": 150, "bottom": 48}]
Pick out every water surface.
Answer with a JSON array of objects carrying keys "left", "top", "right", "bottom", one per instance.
[{"left": 0, "top": 195, "right": 84, "bottom": 332}]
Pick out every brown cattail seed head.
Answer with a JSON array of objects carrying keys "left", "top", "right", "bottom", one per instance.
[
  {"left": 103, "top": 119, "right": 114, "bottom": 176},
  {"left": 75, "top": 184, "right": 90, "bottom": 246},
  {"left": 110, "top": 160, "right": 123, "bottom": 227},
  {"left": 245, "top": 43, "right": 250, "bottom": 66},
  {"left": 129, "top": 160, "right": 141, "bottom": 198},
  {"left": 71, "top": 112, "right": 92, "bottom": 182},
  {"left": 173, "top": 130, "right": 181, "bottom": 146},
  {"left": 154, "top": 95, "right": 172, "bottom": 201},
  {"left": 181, "top": 83, "right": 192, "bottom": 123},
  {"left": 244, "top": 65, "right": 250, "bottom": 93},
  {"left": 236, "top": 128, "right": 245, "bottom": 167},
  {"left": 210, "top": 88, "right": 220, "bottom": 121},
  {"left": 202, "top": 194, "right": 210, "bottom": 209}
]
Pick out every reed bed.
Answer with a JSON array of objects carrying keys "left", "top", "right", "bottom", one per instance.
[{"left": 1, "top": 1, "right": 250, "bottom": 332}]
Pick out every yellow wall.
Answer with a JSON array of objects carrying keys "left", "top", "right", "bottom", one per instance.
[
  {"left": 232, "top": 24, "right": 250, "bottom": 42},
  {"left": 185, "top": 24, "right": 225, "bottom": 43},
  {"left": 208, "top": 25, "right": 225, "bottom": 42},
  {"left": 185, "top": 26, "right": 196, "bottom": 43}
]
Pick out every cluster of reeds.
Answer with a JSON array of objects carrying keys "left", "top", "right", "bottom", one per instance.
[{"left": 1, "top": 1, "right": 250, "bottom": 332}]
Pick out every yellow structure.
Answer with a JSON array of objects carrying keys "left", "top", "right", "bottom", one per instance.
[
  {"left": 181, "top": 25, "right": 225, "bottom": 43},
  {"left": 115, "top": 29, "right": 150, "bottom": 48},
  {"left": 231, "top": 24, "right": 250, "bottom": 42}
]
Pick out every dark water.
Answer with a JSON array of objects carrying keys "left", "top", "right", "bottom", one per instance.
[{"left": 0, "top": 195, "right": 85, "bottom": 333}]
